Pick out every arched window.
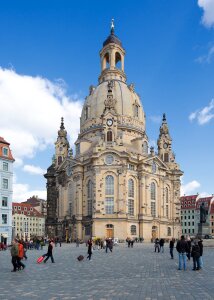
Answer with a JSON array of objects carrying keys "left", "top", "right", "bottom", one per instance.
[
  {"left": 104, "top": 52, "right": 110, "bottom": 69},
  {"left": 165, "top": 187, "right": 169, "bottom": 203},
  {"left": 128, "top": 179, "right": 134, "bottom": 197},
  {"left": 107, "top": 131, "right": 112, "bottom": 142},
  {"left": 134, "top": 105, "right": 139, "bottom": 118},
  {"left": 87, "top": 180, "right": 93, "bottom": 216},
  {"left": 128, "top": 179, "right": 134, "bottom": 215},
  {"left": 164, "top": 153, "right": 169, "bottom": 162},
  {"left": 68, "top": 183, "right": 73, "bottom": 216},
  {"left": 151, "top": 182, "right": 156, "bottom": 218},
  {"left": 143, "top": 141, "right": 148, "bottom": 154},
  {"left": 167, "top": 227, "right": 171, "bottom": 236},
  {"left": 105, "top": 175, "right": 114, "bottom": 214},
  {"left": 58, "top": 156, "right": 62, "bottom": 165},
  {"left": 115, "top": 52, "right": 121, "bottom": 69},
  {"left": 130, "top": 225, "right": 136, "bottom": 235},
  {"left": 85, "top": 106, "right": 89, "bottom": 120}
]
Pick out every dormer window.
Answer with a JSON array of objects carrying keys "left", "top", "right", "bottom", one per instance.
[
  {"left": 3, "top": 147, "right": 8, "bottom": 156},
  {"left": 134, "top": 105, "right": 139, "bottom": 118}
]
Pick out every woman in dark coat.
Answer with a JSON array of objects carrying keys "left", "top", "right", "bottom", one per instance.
[
  {"left": 87, "top": 238, "right": 93, "bottom": 261},
  {"left": 191, "top": 240, "right": 201, "bottom": 271}
]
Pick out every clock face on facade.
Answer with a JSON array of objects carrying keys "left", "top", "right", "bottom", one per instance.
[
  {"left": 106, "top": 118, "right": 113, "bottom": 126},
  {"left": 105, "top": 154, "right": 114, "bottom": 165},
  {"left": 66, "top": 164, "right": 73, "bottom": 177},
  {"left": 163, "top": 143, "right": 168, "bottom": 149}
]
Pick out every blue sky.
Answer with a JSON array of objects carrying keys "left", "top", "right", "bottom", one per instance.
[{"left": 0, "top": 0, "right": 214, "bottom": 201}]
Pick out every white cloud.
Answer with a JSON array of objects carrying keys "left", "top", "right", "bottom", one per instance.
[
  {"left": 181, "top": 180, "right": 201, "bottom": 196},
  {"left": 198, "top": 0, "right": 214, "bottom": 28},
  {"left": 195, "top": 45, "right": 214, "bottom": 63},
  {"left": 13, "top": 183, "right": 46, "bottom": 203},
  {"left": 23, "top": 164, "right": 46, "bottom": 175},
  {"left": 189, "top": 99, "right": 214, "bottom": 124},
  {"left": 0, "top": 67, "right": 83, "bottom": 162}
]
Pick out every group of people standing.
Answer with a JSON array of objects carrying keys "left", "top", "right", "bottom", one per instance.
[
  {"left": 10, "top": 239, "right": 26, "bottom": 272},
  {"left": 175, "top": 235, "right": 203, "bottom": 271}
]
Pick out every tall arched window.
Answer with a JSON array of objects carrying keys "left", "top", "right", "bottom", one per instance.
[
  {"left": 68, "top": 183, "right": 73, "bottom": 216},
  {"left": 87, "top": 180, "right": 93, "bottom": 215},
  {"left": 104, "top": 52, "right": 110, "bottom": 69},
  {"left": 85, "top": 106, "right": 89, "bottom": 120},
  {"left": 151, "top": 182, "right": 156, "bottom": 217},
  {"left": 165, "top": 187, "right": 169, "bottom": 218},
  {"left": 164, "top": 153, "right": 169, "bottom": 162},
  {"left": 107, "top": 131, "right": 112, "bottom": 142},
  {"left": 115, "top": 52, "right": 121, "bottom": 69},
  {"left": 130, "top": 225, "right": 136, "bottom": 235},
  {"left": 58, "top": 156, "right": 62, "bottom": 165},
  {"left": 143, "top": 141, "right": 148, "bottom": 154},
  {"left": 128, "top": 179, "right": 134, "bottom": 216},
  {"left": 105, "top": 175, "right": 114, "bottom": 214}
]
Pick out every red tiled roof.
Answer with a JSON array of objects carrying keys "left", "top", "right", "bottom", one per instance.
[
  {"left": 0, "top": 136, "right": 15, "bottom": 161},
  {"left": 12, "top": 202, "right": 44, "bottom": 218},
  {"left": 180, "top": 195, "right": 198, "bottom": 209},
  {"left": 195, "top": 197, "right": 212, "bottom": 210}
]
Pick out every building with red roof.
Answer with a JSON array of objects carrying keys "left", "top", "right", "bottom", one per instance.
[
  {"left": 12, "top": 202, "right": 45, "bottom": 239},
  {"left": 0, "top": 137, "right": 15, "bottom": 245},
  {"left": 180, "top": 195, "right": 199, "bottom": 236},
  {"left": 209, "top": 200, "right": 214, "bottom": 236}
]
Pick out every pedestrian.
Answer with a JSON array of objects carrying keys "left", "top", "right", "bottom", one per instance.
[
  {"left": 44, "top": 241, "right": 55, "bottom": 263},
  {"left": 169, "top": 238, "right": 175, "bottom": 259},
  {"left": 191, "top": 239, "right": 201, "bottom": 271},
  {"left": 109, "top": 239, "right": 113, "bottom": 252},
  {"left": 105, "top": 239, "right": 109, "bottom": 253},
  {"left": 17, "top": 240, "right": 25, "bottom": 270},
  {"left": 10, "top": 239, "right": 19, "bottom": 272},
  {"left": 76, "top": 238, "right": 80, "bottom": 247},
  {"left": 130, "top": 239, "right": 134, "bottom": 248},
  {"left": 198, "top": 239, "right": 203, "bottom": 269},
  {"left": 186, "top": 236, "right": 191, "bottom": 260},
  {"left": 154, "top": 238, "right": 160, "bottom": 253},
  {"left": 159, "top": 238, "right": 165, "bottom": 253},
  {"left": 176, "top": 235, "right": 189, "bottom": 270},
  {"left": 87, "top": 238, "right": 93, "bottom": 261}
]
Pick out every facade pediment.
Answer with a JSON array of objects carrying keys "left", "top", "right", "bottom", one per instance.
[{"left": 142, "top": 156, "right": 168, "bottom": 170}]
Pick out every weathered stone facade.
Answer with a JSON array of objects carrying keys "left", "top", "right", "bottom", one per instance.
[{"left": 45, "top": 24, "right": 183, "bottom": 241}]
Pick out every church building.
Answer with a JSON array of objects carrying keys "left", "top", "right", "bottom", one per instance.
[{"left": 45, "top": 23, "right": 183, "bottom": 241}]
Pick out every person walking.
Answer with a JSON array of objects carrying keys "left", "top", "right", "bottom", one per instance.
[
  {"left": 191, "top": 240, "right": 201, "bottom": 271},
  {"left": 186, "top": 236, "right": 191, "bottom": 261},
  {"left": 44, "top": 241, "right": 55, "bottom": 263},
  {"left": 10, "top": 240, "right": 19, "bottom": 272},
  {"left": 87, "top": 238, "right": 93, "bottom": 261},
  {"left": 17, "top": 240, "right": 25, "bottom": 270},
  {"left": 159, "top": 238, "right": 165, "bottom": 253},
  {"left": 198, "top": 239, "right": 203, "bottom": 269},
  {"left": 154, "top": 238, "right": 160, "bottom": 253},
  {"left": 169, "top": 238, "right": 175, "bottom": 259},
  {"left": 176, "top": 235, "right": 189, "bottom": 270}
]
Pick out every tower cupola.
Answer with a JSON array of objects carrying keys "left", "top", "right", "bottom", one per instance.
[{"left": 99, "top": 19, "right": 126, "bottom": 83}]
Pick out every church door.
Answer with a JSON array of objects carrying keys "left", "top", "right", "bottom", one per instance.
[{"left": 106, "top": 224, "right": 114, "bottom": 238}]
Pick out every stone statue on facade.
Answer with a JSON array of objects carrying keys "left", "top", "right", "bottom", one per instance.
[{"left": 200, "top": 202, "right": 207, "bottom": 223}]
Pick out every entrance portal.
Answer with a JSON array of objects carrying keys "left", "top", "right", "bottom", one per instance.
[
  {"left": 152, "top": 226, "right": 158, "bottom": 240},
  {"left": 106, "top": 224, "right": 114, "bottom": 238}
]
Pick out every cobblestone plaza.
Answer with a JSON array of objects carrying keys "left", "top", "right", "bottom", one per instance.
[{"left": 0, "top": 243, "right": 214, "bottom": 300}]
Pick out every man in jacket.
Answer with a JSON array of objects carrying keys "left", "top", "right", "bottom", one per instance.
[
  {"left": 10, "top": 239, "right": 19, "bottom": 272},
  {"left": 192, "top": 240, "right": 201, "bottom": 271},
  {"left": 44, "top": 241, "right": 55, "bottom": 263},
  {"left": 176, "top": 235, "right": 189, "bottom": 270}
]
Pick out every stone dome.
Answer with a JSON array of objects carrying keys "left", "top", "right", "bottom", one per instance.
[
  {"left": 103, "top": 31, "right": 122, "bottom": 48},
  {"left": 80, "top": 80, "right": 145, "bottom": 132}
]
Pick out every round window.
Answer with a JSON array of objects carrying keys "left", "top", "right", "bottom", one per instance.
[{"left": 106, "top": 155, "right": 114, "bottom": 165}]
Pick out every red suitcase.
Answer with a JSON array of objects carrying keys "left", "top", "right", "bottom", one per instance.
[{"left": 37, "top": 256, "right": 45, "bottom": 263}]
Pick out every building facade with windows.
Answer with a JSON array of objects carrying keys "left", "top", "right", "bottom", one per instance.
[
  {"left": 0, "top": 137, "right": 14, "bottom": 245},
  {"left": 180, "top": 194, "right": 199, "bottom": 236},
  {"left": 209, "top": 200, "right": 214, "bottom": 236},
  {"left": 12, "top": 203, "right": 45, "bottom": 239},
  {"left": 45, "top": 24, "right": 183, "bottom": 241}
]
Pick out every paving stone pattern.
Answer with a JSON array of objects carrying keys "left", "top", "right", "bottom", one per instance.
[{"left": 0, "top": 243, "right": 214, "bottom": 300}]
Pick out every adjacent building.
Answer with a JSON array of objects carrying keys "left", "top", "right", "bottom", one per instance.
[
  {"left": 0, "top": 137, "right": 15, "bottom": 245},
  {"left": 209, "top": 201, "right": 214, "bottom": 236},
  {"left": 180, "top": 194, "right": 199, "bottom": 236},
  {"left": 45, "top": 23, "right": 183, "bottom": 241},
  {"left": 22, "top": 195, "right": 47, "bottom": 218},
  {"left": 12, "top": 202, "right": 45, "bottom": 239}
]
